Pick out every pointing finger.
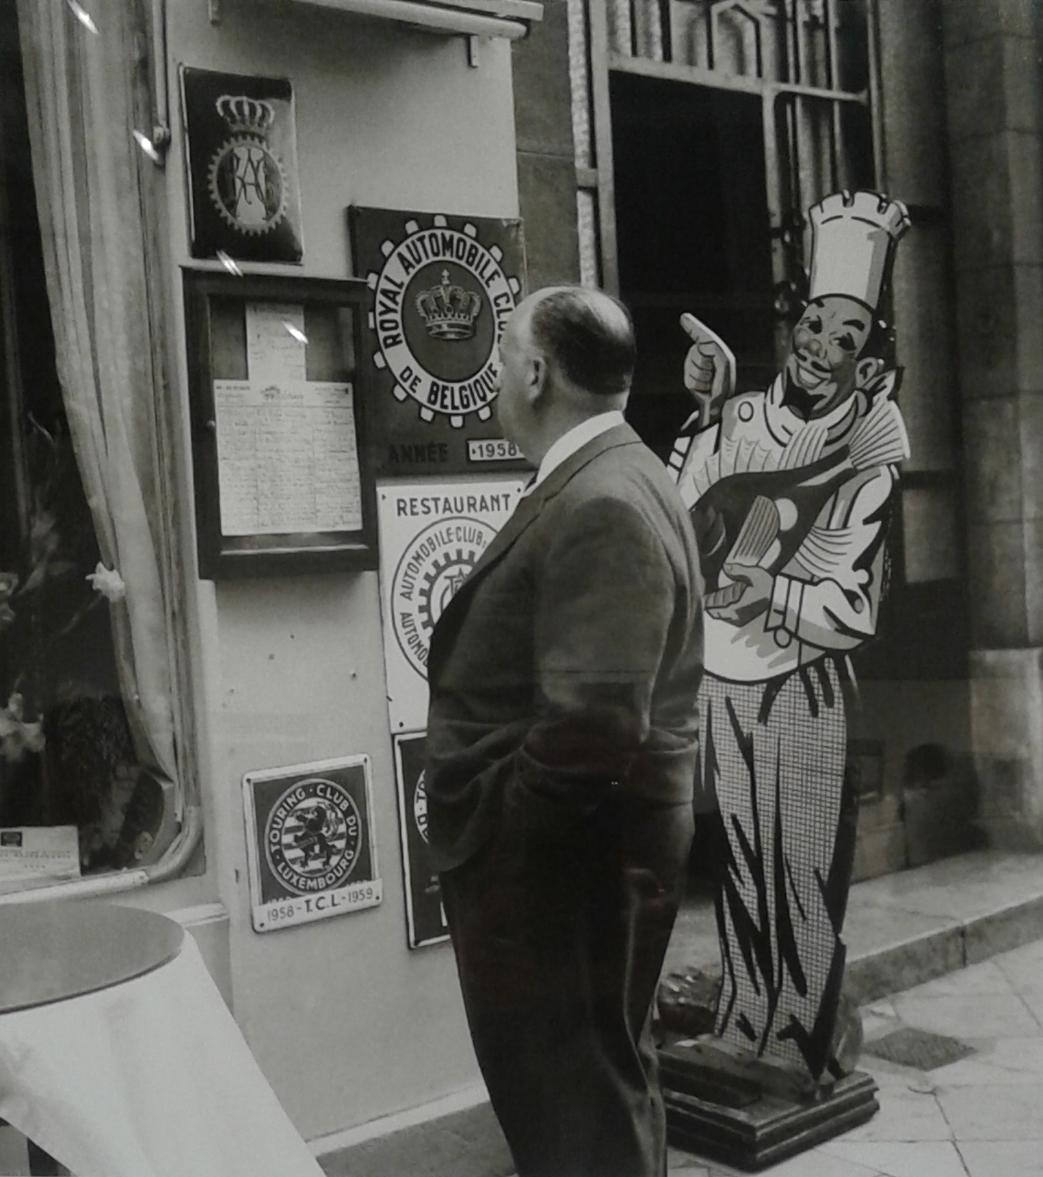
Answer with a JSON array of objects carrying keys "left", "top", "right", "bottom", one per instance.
[{"left": 679, "top": 312, "right": 704, "bottom": 342}]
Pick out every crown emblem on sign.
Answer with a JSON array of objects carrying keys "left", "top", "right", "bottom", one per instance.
[
  {"left": 416, "top": 269, "right": 482, "bottom": 341},
  {"left": 807, "top": 190, "right": 911, "bottom": 311},
  {"left": 215, "top": 94, "right": 276, "bottom": 139}
]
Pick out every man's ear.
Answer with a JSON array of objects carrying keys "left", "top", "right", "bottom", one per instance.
[
  {"left": 856, "top": 356, "right": 885, "bottom": 387},
  {"left": 527, "top": 354, "right": 549, "bottom": 404}
]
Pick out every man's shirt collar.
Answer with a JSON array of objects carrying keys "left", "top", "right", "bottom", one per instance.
[{"left": 529, "top": 411, "right": 625, "bottom": 492}]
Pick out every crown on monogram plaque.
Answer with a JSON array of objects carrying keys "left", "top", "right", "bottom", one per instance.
[
  {"left": 807, "top": 189, "right": 911, "bottom": 311},
  {"left": 215, "top": 94, "right": 276, "bottom": 139},
  {"left": 415, "top": 269, "right": 482, "bottom": 341}
]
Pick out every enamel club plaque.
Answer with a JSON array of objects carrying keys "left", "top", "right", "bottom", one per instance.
[
  {"left": 350, "top": 207, "right": 530, "bottom": 476},
  {"left": 181, "top": 67, "right": 303, "bottom": 263},
  {"left": 393, "top": 732, "right": 450, "bottom": 949},
  {"left": 242, "top": 756, "right": 382, "bottom": 933},
  {"left": 376, "top": 476, "right": 527, "bottom": 731}
]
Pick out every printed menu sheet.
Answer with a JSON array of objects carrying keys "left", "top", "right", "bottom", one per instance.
[
  {"left": 245, "top": 302, "right": 306, "bottom": 384},
  {"left": 210, "top": 300, "right": 362, "bottom": 537},
  {"left": 214, "top": 379, "right": 362, "bottom": 536}
]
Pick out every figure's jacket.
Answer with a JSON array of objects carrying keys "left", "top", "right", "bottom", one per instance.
[
  {"left": 669, "top": 377, "right": 901, "bottom": 683},
  {"left": 425, "top": 423, "right": 704, "bottom": 873}
]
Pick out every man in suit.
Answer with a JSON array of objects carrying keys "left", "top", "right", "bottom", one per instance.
[{"left": 425, "top": 285, "right": 704, "bottom": 1177}]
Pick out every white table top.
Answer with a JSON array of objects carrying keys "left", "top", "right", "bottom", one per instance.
[{"left": 0, "top": 900, "right": 184, "bottom": 1015}]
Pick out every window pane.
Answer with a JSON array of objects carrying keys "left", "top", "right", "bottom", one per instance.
[{"left": 0, "top": 7, "right": 179, "bottom": 889}]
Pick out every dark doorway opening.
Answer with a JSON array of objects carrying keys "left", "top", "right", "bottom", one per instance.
[{"left": 610, "top": 70, "right": 775, "bottom": 458}]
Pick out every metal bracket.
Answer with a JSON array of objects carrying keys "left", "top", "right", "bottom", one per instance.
[
  {"left": 152, "top": 124, "right": 173, "bottom": 157},
  {"left": 208, "top": 0, "right": 222, "bottom": 23},
  {"left": 467, "top": 34, "right": 481, "bottom": 67},
  {"left": 150, "top": 0, "right": 171, "bottom": 165}
]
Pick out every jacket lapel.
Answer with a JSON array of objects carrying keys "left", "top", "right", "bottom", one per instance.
[
  {"left": 427, "top": 423, "right": 641, "bottom": 682},
  {"left": 461, "top": 423, "right": 640, "bottom": 586}
]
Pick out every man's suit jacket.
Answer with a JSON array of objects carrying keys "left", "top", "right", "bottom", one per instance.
[{"left": 425, "top": 422, "right": 704, "bottom": 873}]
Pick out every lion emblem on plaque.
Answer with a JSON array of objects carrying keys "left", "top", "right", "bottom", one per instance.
[
  {"left": 264, "top": 777, "right": 361, "bottom": 894},
  {"left": 292, "top": 803, "right": 338, "bottom": 870}
]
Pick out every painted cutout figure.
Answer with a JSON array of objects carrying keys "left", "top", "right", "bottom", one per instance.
[{"left": 668, "top": 190, "right": 911, "bottom": 1080}]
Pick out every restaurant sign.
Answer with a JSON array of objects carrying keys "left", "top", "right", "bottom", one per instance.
[{"left": 377, "top": 475, "right": 526, "bottom": 731}]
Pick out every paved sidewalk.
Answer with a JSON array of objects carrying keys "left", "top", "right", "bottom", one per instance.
[
  {"left": 315, "top": 851, "right": 1043, "bottom": 1177},
  {"left": 667, "top": 936, "right": 1043, "bottom": 1177}
]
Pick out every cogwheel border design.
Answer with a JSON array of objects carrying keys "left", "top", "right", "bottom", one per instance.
[
  {"left": 207, "top": 135, "right": 288, "bottom": 237},
  {"left": 416, "top": 547, "right": 474, "bottom": 636},
  {"left": 366, "top": 215, "right": 522, "bottom": 427},
  {"left": 391, "top": 517, "right": 495, "bottom": 678}
]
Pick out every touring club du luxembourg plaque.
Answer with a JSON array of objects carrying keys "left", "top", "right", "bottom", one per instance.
[
  {"left": 241, "top": 756, "right": 381, "bottom": 933},
  {"left": 350, "top": 207, "right": 530, "bottom": 477}
]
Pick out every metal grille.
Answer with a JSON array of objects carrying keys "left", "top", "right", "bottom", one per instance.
[
  {"left": 608, "top": 0, "right": 870, "bottom": 89},
  {"left": 597, "top": 0, "right": 877, "bottom": 357},
  {"left": 865, "top": 1027, "right": 975, "bottom": 1071}
]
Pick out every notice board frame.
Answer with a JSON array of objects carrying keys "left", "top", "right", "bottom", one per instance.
[{"left": 183, "top": 268, "right": 377, "bottom": 578}]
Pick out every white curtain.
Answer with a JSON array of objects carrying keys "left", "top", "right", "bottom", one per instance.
[{"left": 16, "top": 0, "right": 179, "bottom": 788}]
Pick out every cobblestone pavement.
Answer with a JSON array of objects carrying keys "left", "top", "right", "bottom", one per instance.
[{"left": 666, "top": 936, "right": 1043, "bottom": 1177}]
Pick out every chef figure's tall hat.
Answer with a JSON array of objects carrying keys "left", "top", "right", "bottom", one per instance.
[{"left": 806, "top": 190, "right": 911, "bottom": 311}]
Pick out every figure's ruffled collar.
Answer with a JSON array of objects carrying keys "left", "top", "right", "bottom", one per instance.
[{"left": 764, "top": 374, "right": 864, "bottom": 447}]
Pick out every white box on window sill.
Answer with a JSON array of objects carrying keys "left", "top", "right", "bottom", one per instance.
[{"left": 0, "top": 826, "right": 81, "bottom": 886}]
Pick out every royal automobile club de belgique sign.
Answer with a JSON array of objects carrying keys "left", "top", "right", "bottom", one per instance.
[{"left": 351, "top": 207, "right": 529, "bottom": 477}]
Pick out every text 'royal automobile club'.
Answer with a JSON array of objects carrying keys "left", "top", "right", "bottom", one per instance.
[{"left": 367, "top": 217, "right": 521, "bottom": 427}]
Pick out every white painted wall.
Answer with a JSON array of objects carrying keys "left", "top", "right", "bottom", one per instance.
[{"left": 147, "top": 0, "right": 519, "bottom": 1140}]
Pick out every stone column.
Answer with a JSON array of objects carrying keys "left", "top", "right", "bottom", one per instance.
[
  {"left": 511, "top": 0, "right": 581, "bottom": 289},
  {"left": 942, "top": 0, "right": 1043, "bottom": 845}
]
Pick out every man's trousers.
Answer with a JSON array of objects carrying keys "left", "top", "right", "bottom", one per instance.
[{"left": 440, "top": 782, "right": 694, "bottom": 1177}]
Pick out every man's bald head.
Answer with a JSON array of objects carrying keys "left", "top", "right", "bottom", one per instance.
[
  {"left": 522, "top": 285, "right": 636, "bottom": 400},
  {"left": 495, "top": 285, "right": 636, "bottom": 464}
]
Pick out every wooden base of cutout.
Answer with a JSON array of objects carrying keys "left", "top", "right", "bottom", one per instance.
[{"left": 660, "top": 1039, "right": 879, "bottom": 1172}]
